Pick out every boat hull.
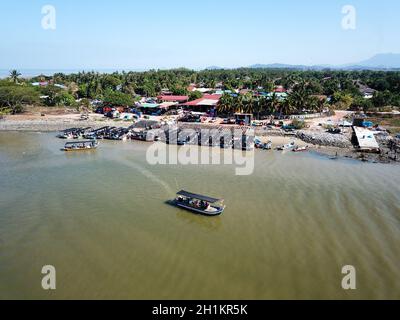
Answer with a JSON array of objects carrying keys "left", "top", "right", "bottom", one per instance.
[
  {"left": 174, "top": 202, "right": 225, "bottom": 216},
  {"left": 63, "top": 148, "right": 97, "bottom": 152}
]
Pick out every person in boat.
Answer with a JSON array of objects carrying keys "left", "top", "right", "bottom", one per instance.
[{"left": 200, "top": 200, "right": 210, "bottom": 210}]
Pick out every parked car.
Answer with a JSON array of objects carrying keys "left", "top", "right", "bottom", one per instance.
[
  {"left": 222, "top": 118, "right": 236, "bottom": 125},
  {"left": 252, "top": 120, "right": 264, "bottom": 127},
  {"left": 282, "top": 125, "right": 296, "bottom": 131},
  {"left": 179, "top": 114, "right": 201, "bottom": 123},
  {"left": 95, "top": 106, "right": 104, "bottom": 114}
]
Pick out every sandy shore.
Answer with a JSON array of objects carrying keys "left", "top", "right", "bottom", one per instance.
[{"left": 0, "top": 114, "right": 134, "bottom": 132}]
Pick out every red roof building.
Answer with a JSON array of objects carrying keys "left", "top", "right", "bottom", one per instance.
[
  {"left": 181, "top": 94, "right": 222, "bottom": 112},
  {"left": 274, "top": 86, "right": 286, "bottom": 93},
  {"left": 157, "top": 95, "right": 189, "bottom": 103}
]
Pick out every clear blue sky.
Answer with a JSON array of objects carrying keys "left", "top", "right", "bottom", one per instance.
[{"left": 0, "top": 0, "right": 399, "bottom": 70}]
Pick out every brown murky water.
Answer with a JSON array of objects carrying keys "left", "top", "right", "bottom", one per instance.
[{"left": 0, "top": 132, "right": 399, "bottom": 299}]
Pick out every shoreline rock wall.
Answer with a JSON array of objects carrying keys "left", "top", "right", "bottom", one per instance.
[{"left": 296, "top": 131, "right": 353, "bottom": 148}]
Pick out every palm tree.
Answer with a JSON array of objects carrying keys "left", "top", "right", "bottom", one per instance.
[
  {"left": 287, "top": 80, "right": 312, "bottom": 114},
  {"left": 242, "top": 94, "right": 255, "bottom": 115},
  {"left": 253, "top": 97, "right": 265, "bottom": 120},
  {"left": 279, "top": 96, "right": 296, "bottom": 118},
  {"left": 9, "top": 70, "right": 22, "bottom": 84},
  {"left": 217, "top": 93, "right": 235, "bottom": 115},
  {"left": 266, "top": 93, "right": 281, "bottom": 115}
]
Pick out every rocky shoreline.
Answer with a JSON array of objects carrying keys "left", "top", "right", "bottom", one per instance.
[{"left": 296, "top": 131, "right": 353, "bottom": 148}]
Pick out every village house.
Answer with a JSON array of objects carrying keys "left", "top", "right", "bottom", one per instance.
[
  {"left": 357, "top": 82, "right": 376, "bottom": 99},
  {"left": 157, "top": 95, "right": 189, "bottom": 103},
  {"left": 181, "top": 94, "right": 222, "bottom": 114}
]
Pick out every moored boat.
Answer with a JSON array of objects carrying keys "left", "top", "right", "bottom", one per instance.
[
  {"left": 63, "top": 140, "right": 99, "bottom": 152},
  {"left": 255, "top": 137, "right": 272, "bottom": 150},
  {"left": 276, "top": 141, "right": 295, "bottom": 151},
  {"left": 292, "top": 146, "right": 308, "bottom": 152},
  {"left": 172, "top": 190, "right": 225, "bottom": 216}
]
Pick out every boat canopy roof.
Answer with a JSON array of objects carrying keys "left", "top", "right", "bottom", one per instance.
[
  {"left": 65, "top": 140, "right": 96, "bottom": 145},
  {"left": 177, "top": 190, "right": 222, "bottom": 203}
]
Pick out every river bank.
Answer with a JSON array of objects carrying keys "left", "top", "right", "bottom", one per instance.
[{"left": 1, "top": 113, "right": 399, "bottom": 164}]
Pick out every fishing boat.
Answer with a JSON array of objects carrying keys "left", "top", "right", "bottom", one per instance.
[
  {"left": 172, "top": 190, "right": 226, "bottom": 216},
  {"left": 63, "top": 140, "right": 99, "bottom": 152},
  {"left": 255, "top": 137, "right": 272, "bottom": 150},
  {"left": 83, "top": 127, "right": 109, "bottom": 140},
  {"left": 276, "top": 141, "right": 295, "bottom": 151},
  {"left": 292, "top": 146, "right": 308, "bottom": 152},
  {"left": 57, "top": 128, "right": 78, "bottom": 139}
]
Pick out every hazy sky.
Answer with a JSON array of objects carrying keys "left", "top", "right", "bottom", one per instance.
[{"left": 0, "top": 0, "right": 399, "bottom": 70}]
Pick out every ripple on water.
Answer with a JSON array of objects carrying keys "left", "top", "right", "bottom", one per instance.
[{"left": 0, "top": 132, "right": 399, "bottom": 299}]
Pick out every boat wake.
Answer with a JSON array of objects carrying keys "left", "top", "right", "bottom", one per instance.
[{"left": 109, "top": 156, "right": 174, "bottom": 196}]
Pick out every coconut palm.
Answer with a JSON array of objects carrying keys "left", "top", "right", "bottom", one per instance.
[
  {"left": 266, "top": 93, "right": 281, "bottom": 115},
  {"left": 278, "top": 95, "right": 296, "bottom": 117},
  {"left": 9, "top": 70, "right": 22, "bottom": 84},
  {"left": 253, "top": 97, "right": 266, "bottom": 120},
  {"left": 242, "top": 93, "right": 254, "bottom": 114},
  {"left": 287, "top": 80, "right": 313, "bottom": 113},
  {"left": 217, "top": 93, "right": 235, "bottom": 115}
]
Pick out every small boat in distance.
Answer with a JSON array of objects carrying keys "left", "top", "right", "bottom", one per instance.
[
  {"left": 276, "top": 141, "right": 295, "bottom": 151},
  {"left": 255, "top": 137, "right": 272, "bottom": 150},
  {"left": 292, "top": 146, "right": 309, "bottom": 152},
  {"left": 63, "top": 140, "right": 99, "bottom": 152},
  {"left": 172, "top": 190, "right": 226, "bottom": 216}
]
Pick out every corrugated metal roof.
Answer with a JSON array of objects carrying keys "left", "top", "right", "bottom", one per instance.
[
  {"left": 157, "top": 95, "right": 189, "bottom": 102},
  {"left": 183, "top": 94, "right": 222, "bottom": 106}
]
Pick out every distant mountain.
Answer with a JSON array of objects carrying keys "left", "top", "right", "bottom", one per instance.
[
  {"left": 353, "top": 53, "right": 400, "bottom": 69},
  {"left": 205, "top": 66, "right": 225, "bottom": 70},
  {"left": 245, "top": 53, "right": 400, "bottom": 71},
  {"left": 250, "top": 63, "right": 311, "bottom": 70}
]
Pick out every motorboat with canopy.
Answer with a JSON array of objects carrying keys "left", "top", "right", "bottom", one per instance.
[
  {"left": 63, "top": 140, "right": 99, "bottom": 152},
  {"left": 173, "top": 190, "right": 225, "bottom": 216}
]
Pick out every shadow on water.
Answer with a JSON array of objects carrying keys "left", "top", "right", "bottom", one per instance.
[{"left": 165, "top": 200, "right": 223, "bottom": 231}]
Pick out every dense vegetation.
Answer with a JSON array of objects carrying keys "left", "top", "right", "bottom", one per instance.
[
  {"left": 1, "top": 68, "right": 400, "bottom": 116},
  {"left": 0, "top": 80, "right": 39, "bottom": 114}
]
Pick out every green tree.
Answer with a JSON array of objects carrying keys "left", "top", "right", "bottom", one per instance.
[
  {"left": 331, "top": 92, "right": 354, "bottom": 110},
  {"left": 372, "top": 90, "right": 393, "bottom": 109},
  {"left": 171, "top": 86, "right": 189, "bottom": 96},
  {"left": 9, "top": 70, "right": 22, "bottom": 84},
  {"left": 41, "top": 85, "right": 62, "bottom": 106},
  {"left": 217, "top": 93, "right": 235, "bottom": 115},
  {"left": 56, "top": 92, "right": 77, "bottom": 107},
  {"left": 101, "top": 75, "right": 122, "bottom": 90},
  {"left": 0, "top": 83, "right": 39, "bottom": 114},
  {"left": 351, "top": 96, "right": 373, "bottom": 112},
  {"left": 189, "top": 91, "right": 203, "bottom": 101},
  {"left": 104, "top": 90, "right": 133, "bottom": 106},
  {"left": 266, "top": 93, "right": 281, "bottom": 115}
]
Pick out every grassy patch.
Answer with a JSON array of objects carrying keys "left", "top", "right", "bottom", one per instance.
[{"left": 367, "top": 115, "right": 400, "bottom": 134}]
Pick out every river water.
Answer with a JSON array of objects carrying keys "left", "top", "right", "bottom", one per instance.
[{"left": 0, "top": 132, "right": 399, "bottom": 299}]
